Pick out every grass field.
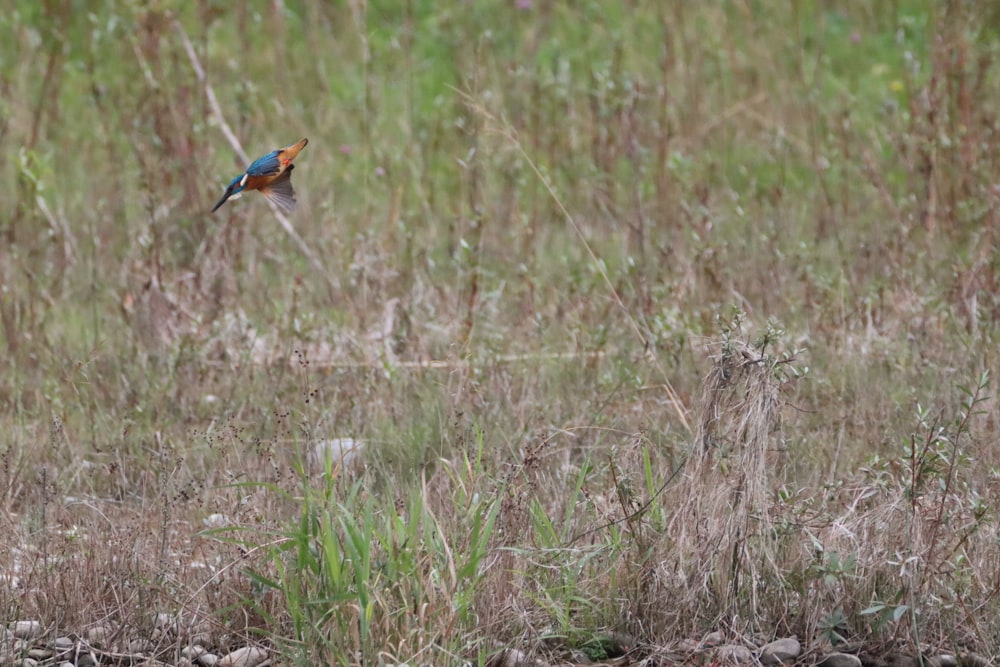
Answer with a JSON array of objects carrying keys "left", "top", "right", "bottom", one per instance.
[{"left": 2, "top": 1, "right": 1000, "bottom": 665}]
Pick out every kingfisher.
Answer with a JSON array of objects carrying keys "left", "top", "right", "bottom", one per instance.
[{"left": 212, "top": 138, "right": 309, "bottom": 213}]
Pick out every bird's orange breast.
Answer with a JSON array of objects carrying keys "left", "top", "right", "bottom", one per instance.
[{"left": 244, "top": 173, "right": 281, "bottom": 192}]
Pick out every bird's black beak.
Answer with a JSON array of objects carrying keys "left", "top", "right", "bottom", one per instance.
[{"left": 211, "top": 186, "right": 235, "bottom": 213}]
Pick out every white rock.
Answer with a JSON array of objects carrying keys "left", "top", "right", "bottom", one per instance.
[
  {"left": 202, "top": 513, "right": 231, "bottom": 528},
  {"left": 76, "top": 652, "right": 98, "bottom": 667},
  {"left": 760, "top": 637, "right": 801, "bottom": 665},
  {"left": 9, "top": 621, "right": 42, "bottom": 639},
  {"left": 129, "top": 639, "right": 154, "bottom": 654},
  {"left": 154, "top": 612, "right": 176, "bottom": 633},
  {"left": 489, "top": 649, "right": 541, "bottom": 667},
  {"left": 701, "top": 630, "right": 725, "bottom": 647},
  {"left": 677, "top": 638, "right": 700, "bottom": 653},
  {"left": 218, "top": 646, "right": 268, "bottom": 667},
  {"left": 85, "top": 624, "right": 114, "bottom": 647},
  {"left": 52, "top": 637, "right": 74, "bottom": 651},
  {"left": 309, "top": 438, "right": 365, "bottom": 473},
  {"left": 715, "top": 644, "right": 754, "bottom": 665},
  {"left": 182, "top": 645, "right": 209, "bottom": 660},
  {"left": 819, "top": 653, "right": 863, "bottom": 667}
]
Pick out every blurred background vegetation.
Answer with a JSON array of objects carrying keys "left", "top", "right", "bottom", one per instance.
[{"left": 2, "top": 1, "right": 1000, "bottom": 664}]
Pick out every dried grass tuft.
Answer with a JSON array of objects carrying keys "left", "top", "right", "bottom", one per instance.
[{"left": 661, "top": 326, "right": 792, "bottom": 632}]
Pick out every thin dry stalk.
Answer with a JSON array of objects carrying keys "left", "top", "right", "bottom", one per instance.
[{"left": 457, "top": 88, "right": 692, "bottom": 437}]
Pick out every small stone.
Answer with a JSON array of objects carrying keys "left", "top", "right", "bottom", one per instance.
[
  {"left": 76, "top": 651, "right": 98, "bottom": 667},
  {"left": 86, "top": 623, "right": 115, "bottom": 647},
  {"left": 129, "top": 639, "right": 154, "bottom": 654},
  {"left": 17, "top": 659, "right": 38, "bottom": 667},
  {"left": 218, "top": 646, "right": 269, "bottom": 667},
  {"left": 701, "top": 631, "right": 726, "bottom": 647},
  {"left": 486, "top": 649, "right": 545, "bottom": 667},
  {"left": 677, "top": 638, "right": 700, "bottom": 653},
  {"left": 958, "top": 654, "right": 990, "bottom": 667},
  {"left": 760, "top": 637, "right": 801, "bottom": 665},
  {"left": 715, "top": 644, "right": 754, "bottom": 665},
  {"left": 154, "top": 612, "right": 177, "bottom": 635},
  {"left": 9, "top": 621, "right": 42, "bottom": 640},
  {"left": 819, "top": 653, "right": 863, "bottom": 667},
  {"left": 186, "top": 621, "right": 214, "bottom": 647},
  {"left": 178, "top": 659, "right": 194, "bottom": 667},
  {"left": 934, "top": 656, "right": 957, "bottom": 667},
  {"left": 27, "top": 648, "right": 54, "bottom": 660},
  {"left": 198, "top": 653, "right": 220, "bottom": 667},
  {"left": 183, "top": 645, "right": 209, "bottom": 660},
  {"left": 310, "top": 438, "right": 365, "bottom": 473},
  {"left": 52, "top": 636, "right": 74, "bottom": 651}
]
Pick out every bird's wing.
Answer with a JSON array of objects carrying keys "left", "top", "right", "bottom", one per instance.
[
  {"left": 246, "top": 149, "right": 282, "bottom": 177},
  {"left": 259, "top": 165, "right": 297, "bottom": 212}
]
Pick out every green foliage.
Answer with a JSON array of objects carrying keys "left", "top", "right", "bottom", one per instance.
[
  {"left": 227, "top": 467, "right": 500, "bottom": 665},
  {"left": 818, "top": 608, "right": 850, "bottom": 645}
]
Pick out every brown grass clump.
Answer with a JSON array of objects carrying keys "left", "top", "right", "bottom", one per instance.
[
  {"left": 680, "top": 323, "right": 790, "bottom": 618},
  {"left": 630, "top": 320, "right": 797, "bottom": 639}
]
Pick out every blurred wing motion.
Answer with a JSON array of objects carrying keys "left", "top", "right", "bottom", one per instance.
[{"left": 258, "top": 165, "right": 297, "bottom": 212}]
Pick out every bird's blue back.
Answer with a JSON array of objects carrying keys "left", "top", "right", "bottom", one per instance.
[{"left": 246, "top": 150, "right": 282, "bottom": 177}]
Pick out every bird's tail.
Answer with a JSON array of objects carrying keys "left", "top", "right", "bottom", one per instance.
[{"left": 260, "top": 164, "right": 298, "bottom": 212}]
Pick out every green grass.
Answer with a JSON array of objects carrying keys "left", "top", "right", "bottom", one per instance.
[{"left": 2, "top": 1, "right": 1000, "bottom": 665}]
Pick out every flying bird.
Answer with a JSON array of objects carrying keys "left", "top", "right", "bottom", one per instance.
[{"left": 212, "top": 138, "right": 308, "bottom": 212}]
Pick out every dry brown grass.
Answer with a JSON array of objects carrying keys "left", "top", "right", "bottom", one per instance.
[{"left": 2, "top": 1, "right": 1000, "bottom": 665}]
